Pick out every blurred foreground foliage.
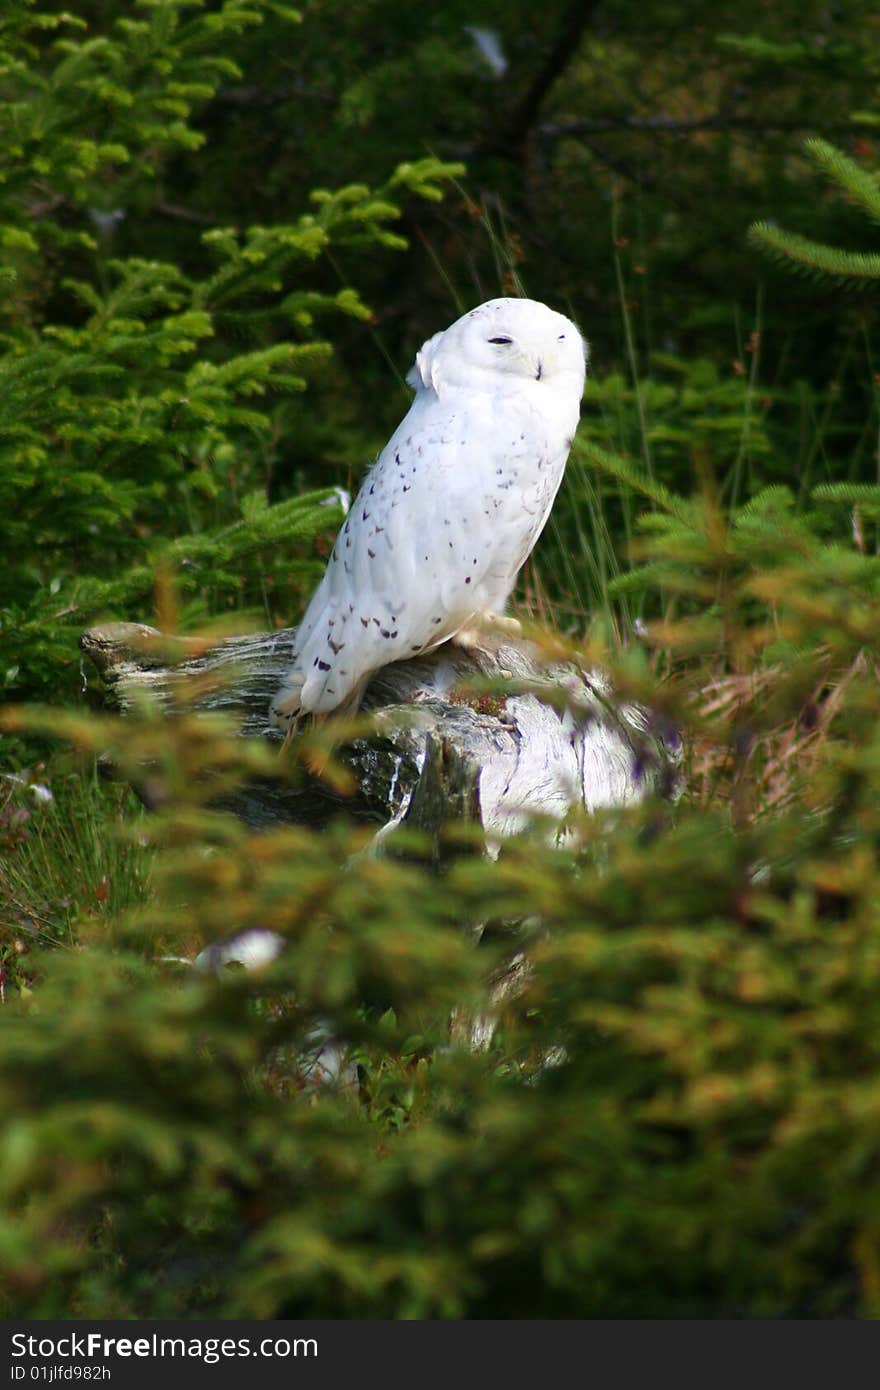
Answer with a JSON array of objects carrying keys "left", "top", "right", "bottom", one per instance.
[{"left": 4, "top": 477, "right": 880, "bottom": 1318}]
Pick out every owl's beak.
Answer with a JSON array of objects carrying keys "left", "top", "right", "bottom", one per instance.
[{"left": 535, "top": 346, "right": 561, "bottom": 381}]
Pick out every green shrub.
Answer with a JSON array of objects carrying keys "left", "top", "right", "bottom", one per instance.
[{"left": 0, "top": 2, "right": 461, "bottom": 710}]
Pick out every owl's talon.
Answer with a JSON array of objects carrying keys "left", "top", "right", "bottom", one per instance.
[
  {"left": 454, "top": 612, "right": 523, "bottom": 657},
  {"left": 489, "top": 614, "right": 522, "bottom": 638}
]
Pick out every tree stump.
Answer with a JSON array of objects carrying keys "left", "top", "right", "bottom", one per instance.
[{"left": 79, "top": 620, "right": 681, "bottom": 842}]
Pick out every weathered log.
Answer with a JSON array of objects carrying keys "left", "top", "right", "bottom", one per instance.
[{"left": 80, "top": 620, "right": 681, "bottom": 843}]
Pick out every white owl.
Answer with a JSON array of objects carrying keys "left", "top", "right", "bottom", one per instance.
[{"left": 271, "top": 297, "right": 587, "bottom": 726}]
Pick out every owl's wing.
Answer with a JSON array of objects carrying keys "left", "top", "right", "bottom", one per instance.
[{"left": 272, "top": 389, "right": 562, "bottom": 721}]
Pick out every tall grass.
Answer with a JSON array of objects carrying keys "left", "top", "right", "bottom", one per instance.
[
  {"left": 0, "top": 765, "right": 153, "bottom": 980},
  {"left": 528, "top": 216, "right": 878, "bottom": 642}
]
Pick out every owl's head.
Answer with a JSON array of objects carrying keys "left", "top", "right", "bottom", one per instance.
[{"left": 408, "top": 297, "right": 587, "bottom": 400}]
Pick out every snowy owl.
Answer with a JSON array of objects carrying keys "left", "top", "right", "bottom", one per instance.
[{"left": 271, "top": 297, "right": 587, "bottom": 726}]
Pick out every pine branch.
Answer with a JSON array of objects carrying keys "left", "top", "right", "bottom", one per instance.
[
  {"left": 748, "top": 222, "right": 880, "bottom": 282},
  {"left": 813, "top": 483, "right": 880, "bottom": 505},
  {"left": 537, "top": 114, "right": 871, "bottom": 143},
  {"left": 43, "top": 489, "right": 345, "bottom": 624},
  {"left": 804, "top": 137, "right": 880, "bottom": 225},
  {"left": 573, "top": 439, "right": 692, "bottom": 522}
]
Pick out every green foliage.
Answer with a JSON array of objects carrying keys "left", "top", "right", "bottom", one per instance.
[
  {"left": 749, "top": 224, "right": 880, "bottom": 283},
  {"left": 750, "top": 139, "right": 880, "bottom": 282},
  {"left": 0, "top": 766, "right": 152, "bottom": 953},
  {"left": 5, "top": 0, "right": 880, "bottom": 1323},
  {"left": 0, "top": 1, "right": 265, "bottom": 232},
  {"left": 0, "top": 1, "right": 462, "bottom": 707}
]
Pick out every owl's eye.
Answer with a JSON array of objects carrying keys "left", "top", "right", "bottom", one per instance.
[
  {"left": 558, "top": 334, "right": 566, "bottom": 341},
  {"left": 488, "top": 336, "right": 513, "bottom": 345}
]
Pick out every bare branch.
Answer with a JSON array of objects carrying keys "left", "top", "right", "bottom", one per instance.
[
  {"left": 496, "top": 0, "right": 600, "bottom": 155},
  {"left": 155, "top": 200, "right": 217, "bottom": 225},
  {"left": 538, "top": 113, "right": 870, "bottom": 143}
]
